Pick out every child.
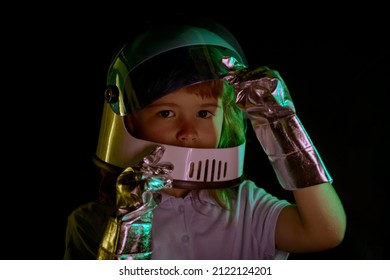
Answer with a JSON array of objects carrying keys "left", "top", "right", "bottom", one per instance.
[{"left": 64, "top": 18, "right": 346, "bottom": 260}]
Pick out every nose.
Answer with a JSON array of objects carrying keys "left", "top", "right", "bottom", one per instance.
[{"left": 176, "top": 119, "right": 198, "bottom": 144}]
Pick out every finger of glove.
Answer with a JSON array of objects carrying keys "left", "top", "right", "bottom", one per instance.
[
  {"left": 143, "top": 174, "right": 173, "bottom": 191},
  {"left": 141, "top": 145, "right": 174, "bottom": 176},
  {"left": 116, "top": 167, "right": 144, "bottom": 210},
  {"left": 143, "top": 145, "right": 165, "bottom": 166},
  {"left": 251, "top": 69, "right": 295, "bottom": 110},
  {"left": 235, "top": 80, "right": 294, "bottom": 120}
]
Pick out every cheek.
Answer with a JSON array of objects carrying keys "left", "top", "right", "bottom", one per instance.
[
  {"left": 124, "top": 116, "right": 135, "bottom": 134},
  {"left": 134, "top": 118, "right": 173, "bottom": 143},
  {"left": 125, "top": 115, "right": 153, "bottom": 139},
  {"left": 213, "top": 115, "right": 223, "bottom": 143},
  {"left": 126, "top": 112, "right": 176, "bottom": 144},
  {"left": 140, "top": 124, "right": 166, "bottom": 140}
]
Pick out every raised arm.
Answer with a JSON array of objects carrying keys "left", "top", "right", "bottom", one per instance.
[
  {"left": 277, "top": 183, "right": 346, "bottom": 252},
  {"left": 222, "top": 58, "right": 346, "bottom": 253}
]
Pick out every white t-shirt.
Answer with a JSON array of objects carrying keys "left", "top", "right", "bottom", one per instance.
[
  {"left": 64, "top": 179, "right": 291, "bottom": 260},
  {"left": 152, "top": 180, "right": 291, "bottom": 259}
]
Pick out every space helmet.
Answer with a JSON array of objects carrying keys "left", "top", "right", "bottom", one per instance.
[{"left": 94, "top": 19, "right": 248, "bottom": 188}]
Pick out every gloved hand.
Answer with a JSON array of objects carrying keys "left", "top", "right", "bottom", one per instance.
[
  {"left": 97, "top": 145, "right": 173, "bottom": 260},
  {"left": 221, "top": 56, "right": 332, "bottom": 190}
]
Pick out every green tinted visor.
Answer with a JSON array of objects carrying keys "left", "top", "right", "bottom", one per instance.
[{"left": 105, "top": 25, "right": 247, "bottom": 115}]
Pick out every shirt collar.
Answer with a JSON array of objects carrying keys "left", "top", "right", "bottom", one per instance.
[{"left": 160, "top": 189, "right": 219, "bottom": 206}]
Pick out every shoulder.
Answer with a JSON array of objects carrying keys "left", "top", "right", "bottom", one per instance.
[
  {"left": 67, "top": 201, "right": 114, "bottom": 231},
  {"left": 237, "top": 179, "right": 291, "bottom": 208},
  {"left": 69, "top": 201, "right": 113, "bottom": 218},
  {"left": 238, "top": 179, "right": 272, "bottom": 198},
  {"left": 65, "top": 201, "right": 114, "bottom": 260}
]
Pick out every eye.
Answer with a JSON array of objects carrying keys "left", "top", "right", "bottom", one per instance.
[
  {"left": 198, "top": 110, "right": 213, "bottom": 119},
  {"left": 158, "top": 110, "right": 174, "bottom": 118}
]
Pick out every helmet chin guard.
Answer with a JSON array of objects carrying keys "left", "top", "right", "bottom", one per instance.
[
  {"left": 121, "top": 135, "right": 245, "bottom": 189},
  {"left": 95, "top": 102, "right": 245, "bottom": 189}
]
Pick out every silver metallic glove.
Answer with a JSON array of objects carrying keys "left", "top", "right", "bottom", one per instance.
[
  {"left": 97, "top": 145, "right": 173, "bottom": 259},
  {"left": 222, "top": 57, "right": 332, "bottom": 190}
]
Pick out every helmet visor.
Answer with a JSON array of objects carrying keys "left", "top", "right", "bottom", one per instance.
[{"left": 106, "top": 25, "right": 247, "bottom": 115}]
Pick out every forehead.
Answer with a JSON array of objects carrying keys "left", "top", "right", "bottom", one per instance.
[
  {"left": 169, "top": 80, "right": 225, "bottom": 99},
  {"left": 150, "top": 86, "right": 222, "bottom": 105}
]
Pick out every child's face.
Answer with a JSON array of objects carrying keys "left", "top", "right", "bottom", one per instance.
[{"left": 126, "top": 85, "right": 224, "bottom": 148}]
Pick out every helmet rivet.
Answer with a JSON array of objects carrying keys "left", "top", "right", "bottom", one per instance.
[{"left": 104, "top": 86, "right": 119, "bottom": 103}]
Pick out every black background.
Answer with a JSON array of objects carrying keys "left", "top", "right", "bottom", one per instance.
[{"left": 2, "top": 7, "right": 388, "bottom": 260}]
